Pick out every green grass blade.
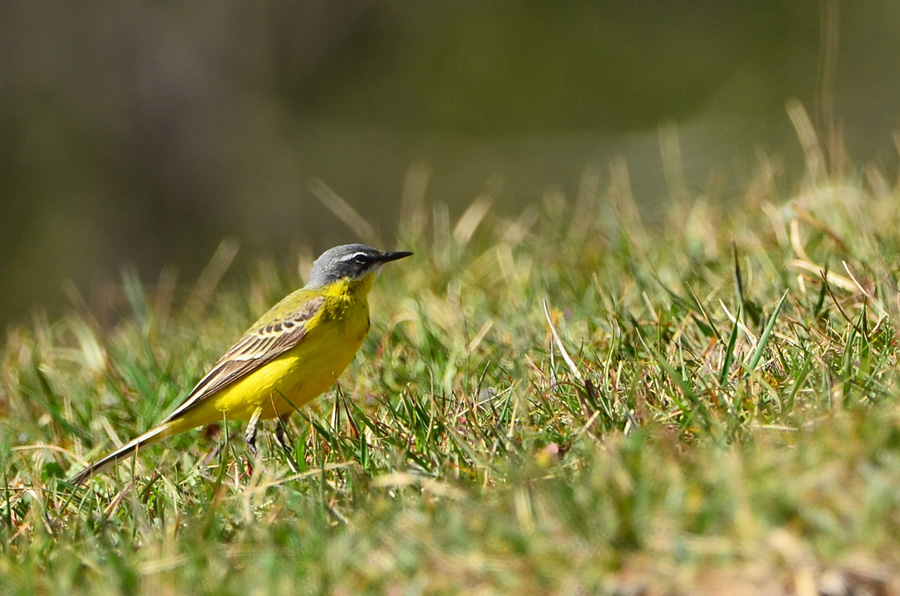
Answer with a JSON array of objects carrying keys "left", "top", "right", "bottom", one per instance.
[{"left": 746, "top": 289, "right": 789, "bottom": 374}]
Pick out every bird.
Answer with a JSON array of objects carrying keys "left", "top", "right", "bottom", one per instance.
[{"left": 69, "top": 243, "right": 412, "bottom": 485}]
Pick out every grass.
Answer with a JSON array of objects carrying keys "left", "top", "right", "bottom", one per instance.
[{"left": 4, "top": 136, "right": 900, "bottom": 594}]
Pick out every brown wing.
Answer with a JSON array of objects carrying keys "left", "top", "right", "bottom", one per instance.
[{"left": 163, "top": 296, "right": 325, "bottom": 422}]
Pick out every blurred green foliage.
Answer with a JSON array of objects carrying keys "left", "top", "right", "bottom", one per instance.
[{"left": 1, "top": 0, "right": 899, "bottom": 331}]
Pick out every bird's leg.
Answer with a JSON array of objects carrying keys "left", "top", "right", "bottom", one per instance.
[
  {"left": 273, "top": 414, "right": 293, "bottom": 456},
  {"left": 274, "top": 413, "right": 300, "bottom": 474},
  {"left": 244, "top": 408, "right": 262, "bottom": 457}
]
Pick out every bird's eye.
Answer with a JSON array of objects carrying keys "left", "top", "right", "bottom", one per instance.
[{"left": 352, "top": 254, "right": 368, "bottom": 265}]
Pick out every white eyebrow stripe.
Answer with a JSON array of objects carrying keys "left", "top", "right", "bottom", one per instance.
[{"left": 339, "top": 252, "right": 368, "bottom": 262}]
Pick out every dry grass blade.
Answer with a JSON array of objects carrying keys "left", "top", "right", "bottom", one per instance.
[
  {"left": 309, "top": 178, "right": 379, "bottom": 244},
  {"left": 543, "top": 299, "right": 584, "bottom": 383},
  {"left": 186, "top": 239, "right": 240, "bottom": 314}
]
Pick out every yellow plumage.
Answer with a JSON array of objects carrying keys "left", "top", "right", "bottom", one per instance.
[{"left": 164, "top": 277, "right": 370, "bottom": 434}]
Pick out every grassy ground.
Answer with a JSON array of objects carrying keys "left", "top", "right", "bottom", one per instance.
[{"left": 4, "top": 146, "right": 900, "bottom": 594}]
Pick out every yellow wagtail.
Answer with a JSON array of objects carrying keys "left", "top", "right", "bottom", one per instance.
[{"left": 69, "top": 243, "right": 411, "bottom": 485}]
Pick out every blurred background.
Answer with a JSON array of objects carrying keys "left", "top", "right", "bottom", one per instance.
[{"left": 2, "top": 0, "right": 899, "bottom": 329}]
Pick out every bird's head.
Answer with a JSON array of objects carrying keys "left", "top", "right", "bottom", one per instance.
[{"left": 305, "top": 244, "right": 412, "bottom": 289}]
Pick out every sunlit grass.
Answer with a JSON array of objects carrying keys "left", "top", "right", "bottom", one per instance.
[{"left": 3, "top": 143, "right": 900, "bottom": 593}]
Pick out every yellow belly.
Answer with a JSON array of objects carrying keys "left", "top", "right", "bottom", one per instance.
[
  {"left": 219, "top": 315, "right": 368, "bottom": 420},
  {"left": 171, "top": 296, "right": 370, "bottom": 432}
]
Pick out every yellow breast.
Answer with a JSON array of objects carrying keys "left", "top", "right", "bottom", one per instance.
[{"left": 193, "top": 279, "right": 371, "bottom": 424}]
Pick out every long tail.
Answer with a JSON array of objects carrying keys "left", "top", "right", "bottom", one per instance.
[{"left": 68, "top": 421, "right": 179, "bottom": 485}]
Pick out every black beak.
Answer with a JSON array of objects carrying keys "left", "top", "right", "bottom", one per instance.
[{"left": 378, "top": 250, "right": 413, "bottom": 263}]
